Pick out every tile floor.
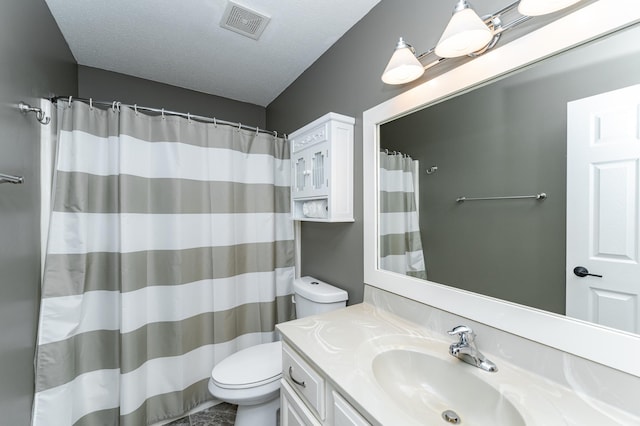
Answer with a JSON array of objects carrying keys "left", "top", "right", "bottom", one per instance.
[{"left": 166, "top": 403, "right": 237, "bottom": 426}]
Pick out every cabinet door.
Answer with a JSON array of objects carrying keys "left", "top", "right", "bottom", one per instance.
[
  {"left": 333, "top": 392, "right": 371, "bottom": 426},
  {"left": 293, "top": 152, "right": 309, "bottom": 197},
  {"left": 309, "top": 147, "right": 328, "bottom": 195},
  {"left": 292, "top": 144, "right": 329, "bottom": 199},
  {"left": 281, "top": 380, "right": 322, "bottom": 426}
]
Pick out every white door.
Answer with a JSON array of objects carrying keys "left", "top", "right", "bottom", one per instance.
[{"left": 566, "top": 84, "right": 640, "bottom": 334}]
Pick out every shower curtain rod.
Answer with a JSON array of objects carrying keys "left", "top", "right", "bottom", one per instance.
[{"left": 50, "top": 96, "right": 286, "bottom": 138}]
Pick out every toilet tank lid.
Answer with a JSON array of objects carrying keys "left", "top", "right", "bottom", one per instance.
[{"left": 294, "top": 276, "right": 348, "bottom": 303}]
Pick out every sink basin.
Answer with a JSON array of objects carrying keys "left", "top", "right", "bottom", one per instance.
[{"left": 372, "top": 349, "right": 525, "bottom": 425}]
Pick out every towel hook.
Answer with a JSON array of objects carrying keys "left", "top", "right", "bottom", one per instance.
[
  {"left": 426, "top": 166, "right": 438, "bottom": 174},
  {"left": 0, "top": 173, "right": 24, "bottom": 184}
]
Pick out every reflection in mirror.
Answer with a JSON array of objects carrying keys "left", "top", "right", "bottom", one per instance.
[{"left": 379, "top": 25, "right": 640, "bottom": 334}]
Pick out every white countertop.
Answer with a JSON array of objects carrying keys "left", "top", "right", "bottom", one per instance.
[{"left": 277, "top": 303, "right": 640, "bottom": 426}]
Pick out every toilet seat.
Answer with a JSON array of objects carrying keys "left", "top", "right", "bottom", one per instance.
[{"left": 211, "top": 341, "right": 282, "bottom": 390}]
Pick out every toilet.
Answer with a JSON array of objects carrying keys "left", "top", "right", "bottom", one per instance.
[{"left": 208, "top": 276, "right": 348, "bottom": 426}]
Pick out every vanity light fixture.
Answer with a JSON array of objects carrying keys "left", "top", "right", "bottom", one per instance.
[{"left": 381, "top": 0, "right": 583, "bottom": 85}]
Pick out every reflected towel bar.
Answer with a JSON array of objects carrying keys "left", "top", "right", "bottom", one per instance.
[
  {"left": 456, "top": 193, "right": 546, "bottom": 202},
  {"left": 0, "top": 173, "right": 24, "bottom": 184}
]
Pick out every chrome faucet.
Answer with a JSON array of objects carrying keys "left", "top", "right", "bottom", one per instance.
[{"left": 448, "top": 325, "right": 498, "bottom": 372}]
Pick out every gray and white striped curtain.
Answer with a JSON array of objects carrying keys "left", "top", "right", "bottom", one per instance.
[
  {"left": 33, "top": 101, "right": 295, "bottom": 425},
  {"left": 379, "top": 151, "right": 427, "bottom": 280}
]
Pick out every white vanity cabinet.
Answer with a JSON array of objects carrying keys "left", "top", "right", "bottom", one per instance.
[
  {"left": 290, "top": 112, "right": 354, "bottom": 222},
  {"left": 281, "top": 342, "right": 371, "bottom": 426}
]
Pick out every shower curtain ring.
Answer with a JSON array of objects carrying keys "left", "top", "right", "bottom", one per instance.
[
  {"left": 89, "top": 98, "right": 93, "bottom": 110},
  {"left": 255, "top": 127, "right": 259, "bottom": 136},
  {"left": 237, "top": 122, "right": 242, "bottom": 131},
  {"left": 134, "top": 104, "right": 138, "bottom": 115},
  {"left": 187, "top": 113, "right": 192, "bottom": 123},
  {"left": 117, "top": 102, "right": 121, "bottom": 112},
  {"left": 111, "top": 101, "right": 117, "bottom": 112},
  {"left": 213, "top": 117, "right": 217, "bottom": 128},
  {"left": 161, "top": 108, "right": 165, "bottom": 120},
  {"left": 273, "top": 130, "right": 278, "bottom": 140},
  {"left": 68, "top": 96, "right": 72, "bottom": 108}
]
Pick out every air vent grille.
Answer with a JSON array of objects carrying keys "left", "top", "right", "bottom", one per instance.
[{"left": 220, "top": 1, "right": 270, "bottom": 40}]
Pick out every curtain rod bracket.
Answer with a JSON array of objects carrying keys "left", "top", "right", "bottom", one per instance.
[{"left": 18, "top": 102, "right": 50, "bottom": 125}]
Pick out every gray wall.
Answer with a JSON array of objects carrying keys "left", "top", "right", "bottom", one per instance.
[
  {"left": 381, "top": 33, "right": 640, "bottom": 314},
  {"left": 266, "top": 0, "right": 508, "bottom": 304},
  {"left": 79, "top": 66, "right": 266, "bottom": 127},
  {"left": 0, "top": 1, "right": 77, "bottom": 424}
]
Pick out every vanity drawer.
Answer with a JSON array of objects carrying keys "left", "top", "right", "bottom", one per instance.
[
  {"left": 332, "top": 392, "right": 371, "bottom": 426},
  {"left": 281, "top": 379, "right": 322, "bottom": 426},
  {"left": 283, "top": 343, "right": 326, "bottom": 420}
]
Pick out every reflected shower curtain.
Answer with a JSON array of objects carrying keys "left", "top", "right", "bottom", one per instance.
[
  {"left": 33, "top": 101, "right": 295, "bottom": 425},
  {"left": 379, "top": 151, "right": 427, "bottom": 279}
]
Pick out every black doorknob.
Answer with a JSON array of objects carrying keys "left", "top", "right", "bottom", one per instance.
[{"left": 573, "top": 266, "right": 603, "bottom": 278}]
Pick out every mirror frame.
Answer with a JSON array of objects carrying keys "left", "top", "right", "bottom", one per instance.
[{"left": 363, "top": 0, "right": 640, "bottom": 377}]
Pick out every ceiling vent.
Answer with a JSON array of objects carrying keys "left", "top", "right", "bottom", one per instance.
[{"left": 220, "top": 1, "right": 271, "bottom": 40}]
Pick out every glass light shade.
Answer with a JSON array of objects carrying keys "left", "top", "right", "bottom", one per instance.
[
  {"left": 435, "top": 8, "right": 493, "bottom": 58},
  {"left": 518, "top": 0, "right": 582, "bottom": 16},
  {"left": 381, "top": 45, "right": 425, "bottom": 85}
]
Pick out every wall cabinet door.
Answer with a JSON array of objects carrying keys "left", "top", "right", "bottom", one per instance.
[{"left": 292, "top": 144, "right": 329, "bottom": 199}]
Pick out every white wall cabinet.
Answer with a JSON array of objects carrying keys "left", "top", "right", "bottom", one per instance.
[
  {"left": 281, "top": 342, "right": 371, "bottom": 426},
  {"left": 290, "top": 112, "right": 354, "bottom": 222}
]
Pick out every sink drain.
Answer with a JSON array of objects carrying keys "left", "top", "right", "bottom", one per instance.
[{"left": 442, "top": 410, "right": 461, "bottom": 424}]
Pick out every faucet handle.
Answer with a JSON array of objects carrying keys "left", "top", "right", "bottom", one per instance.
[{"left": 448, "top": 325, "right": 475, "bottom": 343}]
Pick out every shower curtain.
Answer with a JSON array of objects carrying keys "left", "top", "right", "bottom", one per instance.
[
  {"left": 33, "top": 101, "right": 295, "bottom": 425},
  {"left": 379, "top": 151, "right": 427, "bottom": 279}
]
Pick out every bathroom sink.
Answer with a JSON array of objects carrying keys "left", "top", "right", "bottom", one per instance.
[{"left": 372, "top": 349, "right": 525, "bottom": 425}]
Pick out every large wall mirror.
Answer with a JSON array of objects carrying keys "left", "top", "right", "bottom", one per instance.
[
  {"left": 380, "top": 25, "right": 640, "bottom": 323},
  {"left": 363, "top": 0, "right": 640, "bottom": 376}
]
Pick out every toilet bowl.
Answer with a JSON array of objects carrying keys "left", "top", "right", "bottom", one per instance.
[
  {"left": 208, "top": 341, "right": 282, "bottom": 426},
  {"left": 208, "top": 276, "right": 348, "bottom": 426}
]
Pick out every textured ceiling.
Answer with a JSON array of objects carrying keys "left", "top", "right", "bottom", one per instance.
[{"left": 45, "top": 0, "right": 381, "bottom": 107}]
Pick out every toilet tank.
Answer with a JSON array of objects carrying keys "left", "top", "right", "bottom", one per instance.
[{"left": 293, "top": 276, "right": 348, "bottom": 318}]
